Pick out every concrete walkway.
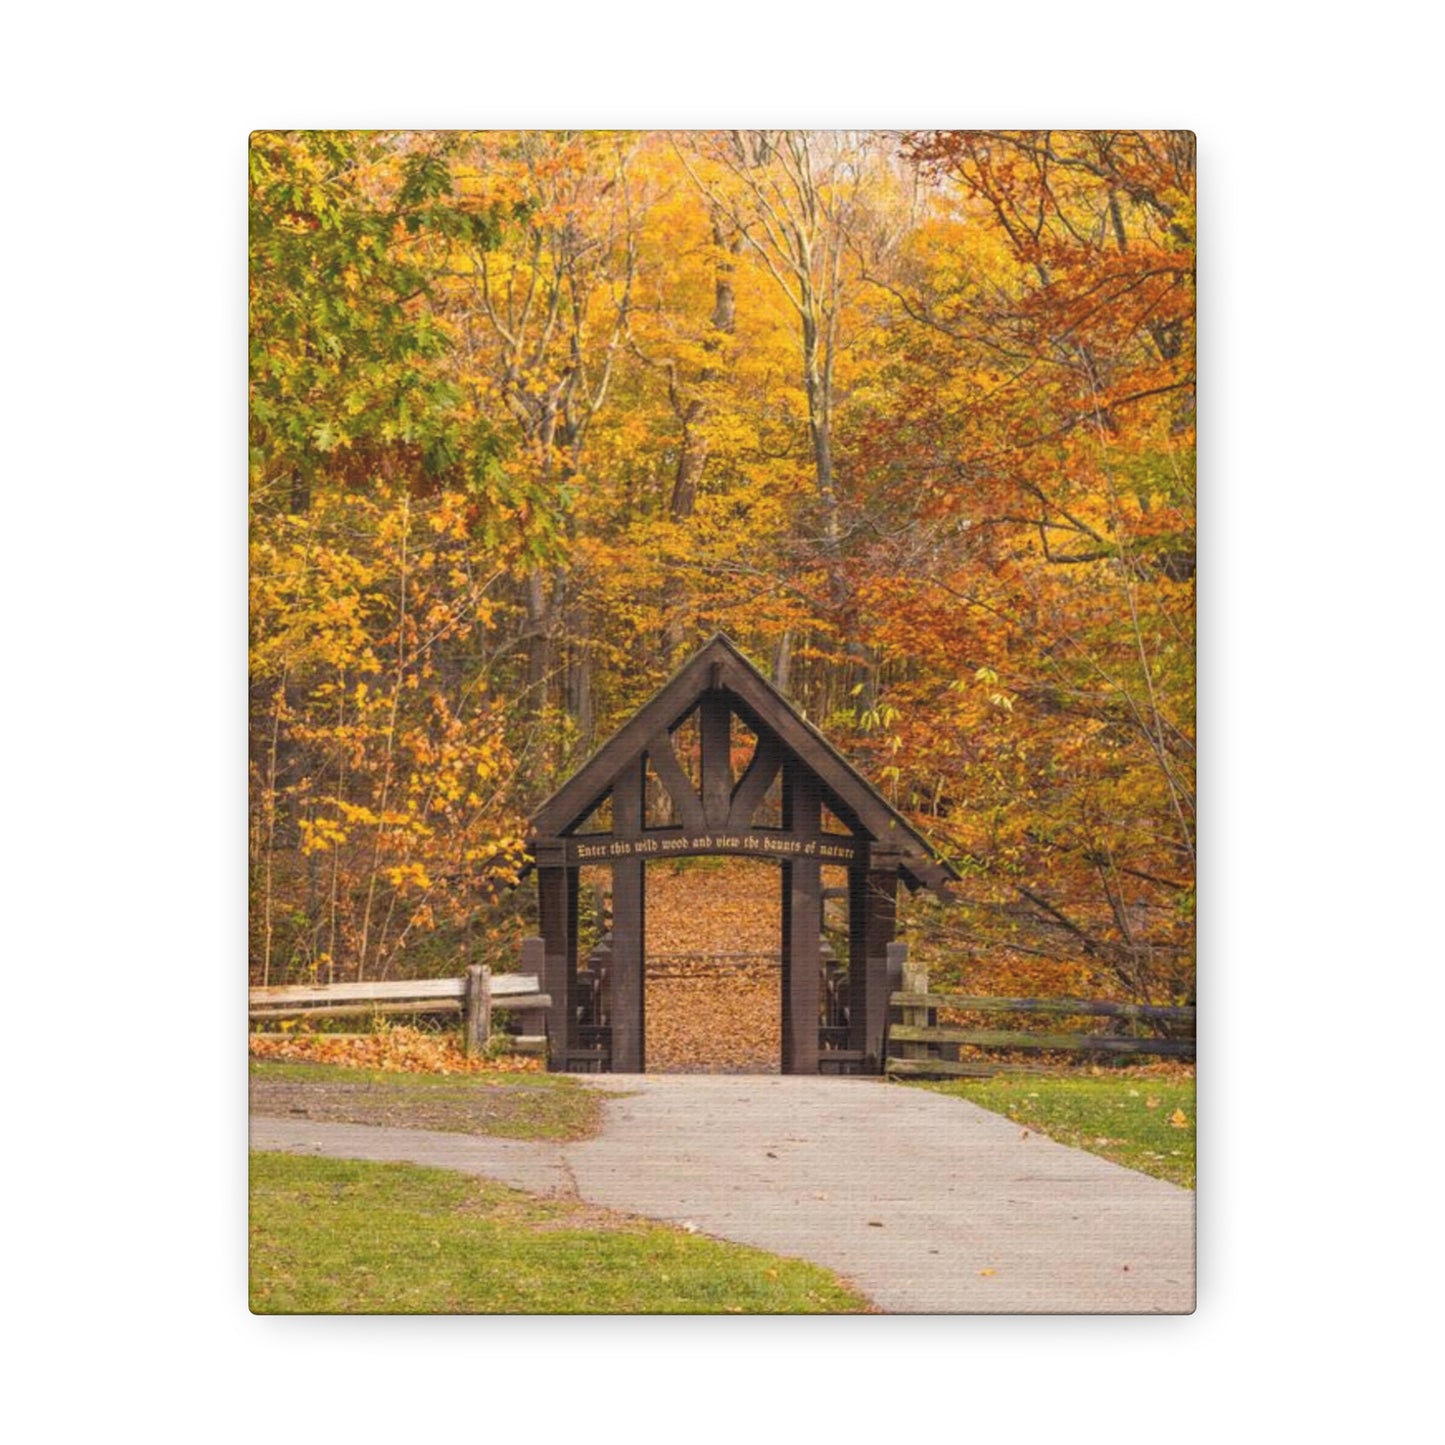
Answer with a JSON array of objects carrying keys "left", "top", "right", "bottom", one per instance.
[{"left": 251, "top": 1074, "right": 1194, "bottom": 1313}]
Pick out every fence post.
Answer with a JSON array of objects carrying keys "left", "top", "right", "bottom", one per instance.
[
  {"left": 900, "top": 947, "right": 928, "bottom": 1063},
  {"left": 464, "top": 964, "right": 492, "bottom": 1057}
]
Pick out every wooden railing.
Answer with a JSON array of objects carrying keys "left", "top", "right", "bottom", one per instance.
[
  {"left": 248, "top": 967, "right": 552, "bottom": 1058},
  {"left": 885, "top": 960, "right": 1194, "bottom": 1077}
]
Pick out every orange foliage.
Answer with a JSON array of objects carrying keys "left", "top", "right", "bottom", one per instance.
[{"left": 248, "top": 1025, "right": 542, "bottom": 1076}]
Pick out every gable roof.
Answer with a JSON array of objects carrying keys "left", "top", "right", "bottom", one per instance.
[{"left": 528, "top": 634, "right": 957, "bottom": 895}]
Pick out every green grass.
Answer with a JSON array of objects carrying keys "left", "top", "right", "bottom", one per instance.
[
  {"left": 910, "top": 1074, "right": 1196, "bottom": 1188},
  {"left": 250, "top": 1152, "right": 870, "bottom": 1314},
  {"left": 248, "top": 1061, "right": 603, "bottom": 1141}
]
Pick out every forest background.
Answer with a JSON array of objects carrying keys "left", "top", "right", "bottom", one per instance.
[{"left": 249, "top": 129, "right": 1196, "bottom": 1007}]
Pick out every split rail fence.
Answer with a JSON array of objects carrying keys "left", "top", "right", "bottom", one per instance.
[
  {"left": 885, "top": 958, "right": 1194, "bottom": 1078},
  {"left": 248, "top": 967, "right": 552, "bottom": 1057}
]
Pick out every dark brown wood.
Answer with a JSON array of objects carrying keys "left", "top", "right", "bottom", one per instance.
[
  {"left": 848, "top": 861, "right": 899, "bottom": 1067},
  {"left": 610, "top": 757, "right": 646, "bottom": 1072},
  {"left": 528, "top": 635, "right": 956, "bottom": 895},
  {"left": 555, "top": 829, "right": 865, "bottom": 867},
  {"left": 530, "top": 643, "right": 736, "bottom": 837},
  {"left": 706, "top": 644, "right": 953, "bottom": 893},
  {"left": 522, "top": 635, "right": 961, "bottom": 1073},
  {"left": 537, "top": 869, "right": 571, "bottom": 1070},
  {"left": 464, "top": 964, "right": 492, "bottom": 1056},
  {"left": 700, "top": 690, "right": 733, "bottom": 828},
  {"left": 889, "top": 993, "right": 1196, "bottom": 1023},
  {"left": 646, "top": 733, "right": 705, "bottom": 832},
  {"left": 847, "top": 863, "right": 868, "bottom": 1056},
  {"left": 727, "top": 729, "right": 782, "bottom": 829},
  {"left": 781, "top": 769, "right": 821, "bottom": 1074}
]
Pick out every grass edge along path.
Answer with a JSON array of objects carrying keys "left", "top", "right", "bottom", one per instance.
[
  {"left": 250, "top": 1151, "right": 871, "bottom": 1314},
  {"left": 904, "top": 1073, "right": 1196, "bottom": 1189},
  {"left": 248, "top": 1060, "right": 604, "bottom": 1141}
]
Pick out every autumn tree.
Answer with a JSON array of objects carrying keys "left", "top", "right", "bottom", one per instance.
[{"left": 249, "top": 132, "right": 559, "bottom": 984}]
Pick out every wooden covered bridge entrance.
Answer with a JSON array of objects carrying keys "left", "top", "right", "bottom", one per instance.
[{"left": 525, "top": 635, "right": 956, "bottom": 1073}]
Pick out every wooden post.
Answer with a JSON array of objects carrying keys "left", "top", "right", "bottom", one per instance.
[
  {"left": 611, "top": 757, "right": 646, "bottom": 1072},
  {"left": 781, "top": 765, "right": 821, "bottom": 1074},
  {"left": 899, "top": 947, "right": 927, "bottom": 1063},
  {"left": 521, "top": 936, "right": 546, "bottom": 1053},
  {"left": 537, "top": 856, "right": 572, "bottom": 1070},
  {"left": 850, "top": 855, "right": 899, "bottom": 1070},
  {"left": 700, "top": 690, "right": 733, "bottom": 828},
  {"left": 464, "top": 964, "right": 492, "bottom": 1057}
]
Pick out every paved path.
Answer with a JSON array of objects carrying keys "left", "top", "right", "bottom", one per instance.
[{"left": 251, "top": 1075, "right": 1194, "bottom": 1313}]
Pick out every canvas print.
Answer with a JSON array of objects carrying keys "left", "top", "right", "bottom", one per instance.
[{"left": 249, "top": 129, "right": 1196, "bottom": 1314}]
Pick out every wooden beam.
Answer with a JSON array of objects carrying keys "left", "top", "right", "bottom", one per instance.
[
  {"left": 711, "top": 651, "right": 949, "bottom": 872},
  {"left": 529, "top": 641, "right": 730, "bottom": 835},
  {"left": 727, "top": 730, "right": 782, "bottom": 830},
  {"left": 850, "top": 861, "right": 898, "bottom": 1068},
  {"left": 647, "top": 731, "right": 705, "bottom": 832},
  {"left": 700, "top": 691, "right": 733, "bottom": 828}
]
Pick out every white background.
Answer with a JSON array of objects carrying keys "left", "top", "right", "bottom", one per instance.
[{"left": 2, "top": 3, "right": 1438, "bottom": 1439}]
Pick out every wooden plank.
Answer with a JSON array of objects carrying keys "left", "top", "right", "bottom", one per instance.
[
  {"left": 889, "top": 993, "right": 1196, "bottom": 1023},
  {"left": 887, "top": 1025, "right": 1196, "bottom": 1056},
  {"left": 490, "top": 994, "right": 552, "bottom": 1012},
  {"left": 700, "top": 691, "right": 733, "bottom": 828},
  {"left": 647, "top": 732, "right": 706, "bottom": 832},
  {"left": 250, "top": 978, "right": 466, "bottom": 1005},
  {"left": 727, "top": 730, "right": 782, "bottom": 829},
  {"left": 464, "top": 965, "right": 491, "bottom": 1057},
  {"left": 490, "top": 973, "right": 543, "bottom": 997},
  {"left": 247, "top": 999, "right": 464, "bottom": 1021}
]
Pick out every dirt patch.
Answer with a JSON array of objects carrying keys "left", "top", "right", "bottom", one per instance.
[{"left": 249, "top": 1072, "right": 599, "bottom": 1140}]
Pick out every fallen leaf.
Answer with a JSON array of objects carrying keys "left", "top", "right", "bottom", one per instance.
[
  {"left": 867, "top": 1220, "right": 884, "bottom": 1228},
  {"left": 979, "top": 1268, "right": 996, "bottom": 1277},
  {"left": 1168, "top": 1108, "right": 1189, "bottom": 1129},
  {"left": 1145, "top": 1096, "right": 1161, "bottom": 1109}
]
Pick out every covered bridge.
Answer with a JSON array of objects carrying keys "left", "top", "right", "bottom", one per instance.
[{"left": 525, "top": 634, "right": 956, "bottom": 1073}]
